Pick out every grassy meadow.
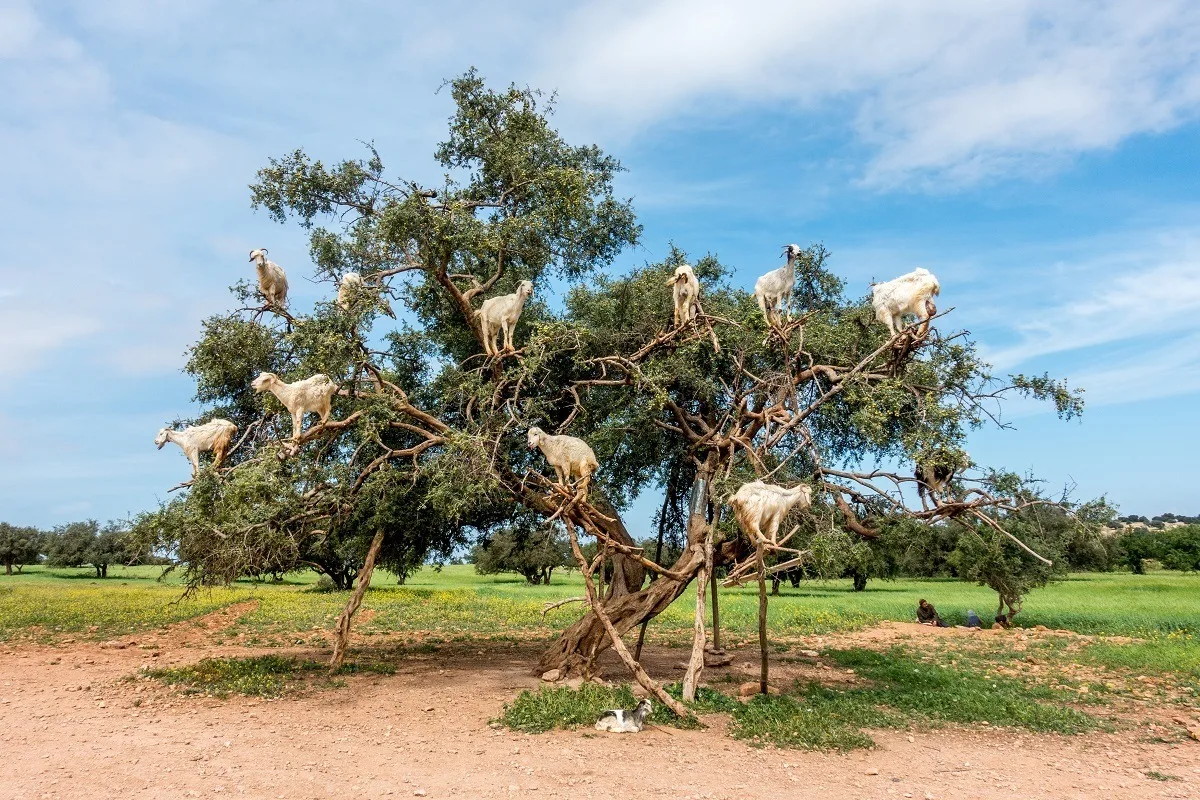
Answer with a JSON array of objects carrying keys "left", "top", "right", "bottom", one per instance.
[{"left": 2, "top": 563, "right": 1197, "bottom": 644}]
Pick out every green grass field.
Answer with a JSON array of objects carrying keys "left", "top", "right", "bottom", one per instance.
[{"left": 2, "top": 564, "right": 1197, "bottom": 643}]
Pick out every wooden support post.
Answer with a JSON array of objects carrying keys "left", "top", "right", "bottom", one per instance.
[
  {"left": 681, "top": 518, "right": 712, "bottom": 701},
  {"left": 565, "top": 521, "right": 690, "bottom": 720},
  {"left": 328, "top": 529, "right": 385, "bottom": 673},
  {"left": 756, "top": 543, "right": 769, "bottom": 694},
  {"left": 710, "top": 564, "right": 721, "bottom": 652}
]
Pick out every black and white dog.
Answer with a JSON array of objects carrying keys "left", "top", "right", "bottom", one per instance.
[{"left": 594, "top": 698, "right": 653, "bottom": 733}]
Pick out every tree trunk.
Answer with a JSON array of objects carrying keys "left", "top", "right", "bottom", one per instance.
[
  {"left": 565, "top": 522, "right": 691, "bottom": 720},
  {"left": 771, "top": 577, "right": 780, "bottom": 595},
  {"left": 4, "top": 563, "right": 10, "bottom": 576},
  {"left": 853, "top": 572, "right": 867, "bottom": 592},
  {"left": 329, "top": 529, "right": 385, "bottom": 673}
]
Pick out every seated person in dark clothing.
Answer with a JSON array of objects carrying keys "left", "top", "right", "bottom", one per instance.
[{"left": 917, "top": 598, "right": 948, "bottom": 627}]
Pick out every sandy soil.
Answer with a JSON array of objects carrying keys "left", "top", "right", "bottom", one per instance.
[{"left": 2, "top": 612, "right": 1198, "bottom": 800}]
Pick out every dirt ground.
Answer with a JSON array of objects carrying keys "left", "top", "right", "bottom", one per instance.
[{"left": 2, "top": 612, "right": 1198, "bottom": 800}]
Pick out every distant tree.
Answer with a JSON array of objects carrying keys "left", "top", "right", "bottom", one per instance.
[
  {"left": 948, "top": 485, "right": 1105, "bottom": 622},
  {"left": 0, "top": 523, "right": 41, "bottom": 575},
  {"left": 1158, "top": 525, "right": 1200, "bottom": 572},
  {"left": 1116, "top": 527, "right": 1160, "bottom": 574},
  {"left": 473, "top": 521, "right": 571, "bottom": 585},
  {"left": 46, "top": 520, "right": 137, "bottom": 578},
  {"left": 46, "top": 520, "right": 101, "bottom": 571}
]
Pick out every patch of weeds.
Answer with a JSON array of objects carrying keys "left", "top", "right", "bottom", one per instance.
[
  {"left": 827, "top": 648, "right": 1097, "bottom": 734},
  {"left": 725, "top": 647, "right": 1097, "bottom": 751},
  {"left": 1146, "top": 771, "right": 1181, "bottom": 782},
  {"left": 334, "top": 660, "right": 396, "bottom": 676},
  {"left": 1080, "top": 635, "right": 1200, "bottom": 690},
  {"left": 148, "top": 655, "right": 321, "bottom": 697},
  {"left": 147, "top": 655, "right": 388, "bottom": 697},
  {"left": 499, "top": 683, "right": 699, "bottom": 733},
  {"left": 730, "top": 692, "right": 881, "bottom": 751}
]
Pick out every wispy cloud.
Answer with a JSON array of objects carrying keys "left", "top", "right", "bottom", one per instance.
[
  {"left": 982, "top": 238, "right": 1200, "bottom": 370},
  {"left": 539, "top": 0, "right": 1200, "bottom": 187}
]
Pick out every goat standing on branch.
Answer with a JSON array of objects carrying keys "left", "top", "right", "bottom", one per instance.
[
  {"left": 871, "top": 267, "right": 940, "bottom": 336},
  {"left": 527, "top": 427, "right": 598, "bottom": 500},
  {"left": 249, "top": 248, "right": 289, "bottom": 310},
  {"left": 754, "top": 244, "right": 802, "bottom": 325},
  {"left": 155, "top": 419, "right": 237, "bottom": 478},
  {"left": 666, "top": 263, "right": 700, "bottom": 327},
  {"left": 477, "top": 280, "right": 533, "bottom": 355},
  {"left": 337, "top": 271, "right": 395, "bottom": 318},
  {"left": 251, "top": 372, "right": 338, "bottom": 439},
  {"left": 915, "top": 449, "right": 970, "bottom": 507},
  {"left": 730, "top": 481, "right": 813, "bottom": 545}
]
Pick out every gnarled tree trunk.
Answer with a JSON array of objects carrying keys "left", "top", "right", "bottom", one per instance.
[{"left": 536, "top": 471, "right": 716, "bottom": 677}]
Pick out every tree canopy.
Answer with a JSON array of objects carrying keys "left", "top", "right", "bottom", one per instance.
[{"left": 137, "top": 69, "right": 1086, "bottom": 682}]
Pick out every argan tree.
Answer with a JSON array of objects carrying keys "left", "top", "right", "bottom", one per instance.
[{"left": 140, "top": 70, "right": 1083, "bottom": 710}]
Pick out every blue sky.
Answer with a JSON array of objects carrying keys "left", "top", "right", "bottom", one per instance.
[{"left": 1, "top": 0, "right": 1198, "bottom": 532}]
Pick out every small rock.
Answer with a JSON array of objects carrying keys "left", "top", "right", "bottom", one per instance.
[
  {"left": 865, "top": 768, "right": 879, "bottom": 776},
  {"left": 99, "top": 641, "right": 127, "bottom": 650},
  {"left": 704, "top": 652, "right": 734, "bottom": 668},
  {"left": 738, "top": 681, "right": 780, "bottom": 697},
  {"left": 540, "top": 669, "right": 561, "bottom": 683},
  {"left": 798, "top": 649, "right": 820, "bottom": 658},
  {"left": 565, "top": 677, "right": 585, "bottom": 690},
  {"left": 413, "top": 790, "right": 426, "bottom": 797}
]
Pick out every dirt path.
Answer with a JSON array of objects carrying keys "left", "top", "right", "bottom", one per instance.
[{"left": 2, "top": 617, "right": 1198, "bottom": 799}]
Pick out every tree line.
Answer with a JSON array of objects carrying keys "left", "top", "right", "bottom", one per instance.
[
  {"left": 470, "top": 505, "right": 1200, "bottom": 615},
  {"left": 0, "top": 520, "right": 160, "bottom": 577}
]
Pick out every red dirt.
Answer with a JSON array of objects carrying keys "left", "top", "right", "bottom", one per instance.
[{"left": 2, "top": 611, "right": 1198, "bottom": 800}]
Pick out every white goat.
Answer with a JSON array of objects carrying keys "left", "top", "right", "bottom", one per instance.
[
  {"left": 754, "top": 244, "right": 803, "bottom": 325},
  {"left": 595, "top": 699, "right": 653, "bottom": 733},
  {"left": 337, "top": 271, "right": 395, "bottom": 318},
  {"left": 730, "top": 481, "right": 813, "bottom": 545},
  {"left": 666, "top": 264, "right": 701, "bottom": 327},
  {"left": 477, "top": 280, "right": 533, "bottom": 355},
  {"left": 871, "top": 267, "right": 940, "bottom": 336},
  {"left": 155, "top": 419, "right": 237, "bottom": 478},
  {"left": 251, "top": 372, "right": 338, "bottom": 439},
  {"left": 527, "top": 426, "right": 598, "bottom": 498},
  {"left": 337, "top": 272, "right": 364, "bottom": 311},
  {"left": 249, "top": 249, "right": 289, "bottom": 309}
]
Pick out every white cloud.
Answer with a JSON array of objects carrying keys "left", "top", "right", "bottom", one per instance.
[
  {"left": 983, "top": 243, "right": 1200, "bottom": 369},
  {"left": 538, "top": 0, "right": 1200, "bottom": 186}
]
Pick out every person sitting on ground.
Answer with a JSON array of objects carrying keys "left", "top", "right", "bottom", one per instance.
[
  {"left": 994, "top": 613, "right": 1012, "bottom": 629},
  {"left": 965, "top": 608, "right": 982, "bottom": 629},
  {"left": 916, "top": 598, "right": 948, "bottom": 627}
]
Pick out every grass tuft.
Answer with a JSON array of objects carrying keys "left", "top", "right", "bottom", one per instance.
[
  {"left": 1146, "top": 771, "right": 1181, "bottom": 782},
  {"left": 147, "top": 655, "right": 393, "bottom": 697},
  {"left": 499, "top": 683, "right": 700, "bottom": 732}
]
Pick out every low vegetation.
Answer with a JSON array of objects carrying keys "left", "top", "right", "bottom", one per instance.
[
  {"left": 501, "top": 646, "right": 1098, "bottom": 749},
  {"left": 146, "top": 655, "right": 395, "bottom": 697}
]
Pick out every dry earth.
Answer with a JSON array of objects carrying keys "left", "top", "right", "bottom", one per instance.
[{"left": 2, "top": 610, "right": 1198, "bottom": 800}]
